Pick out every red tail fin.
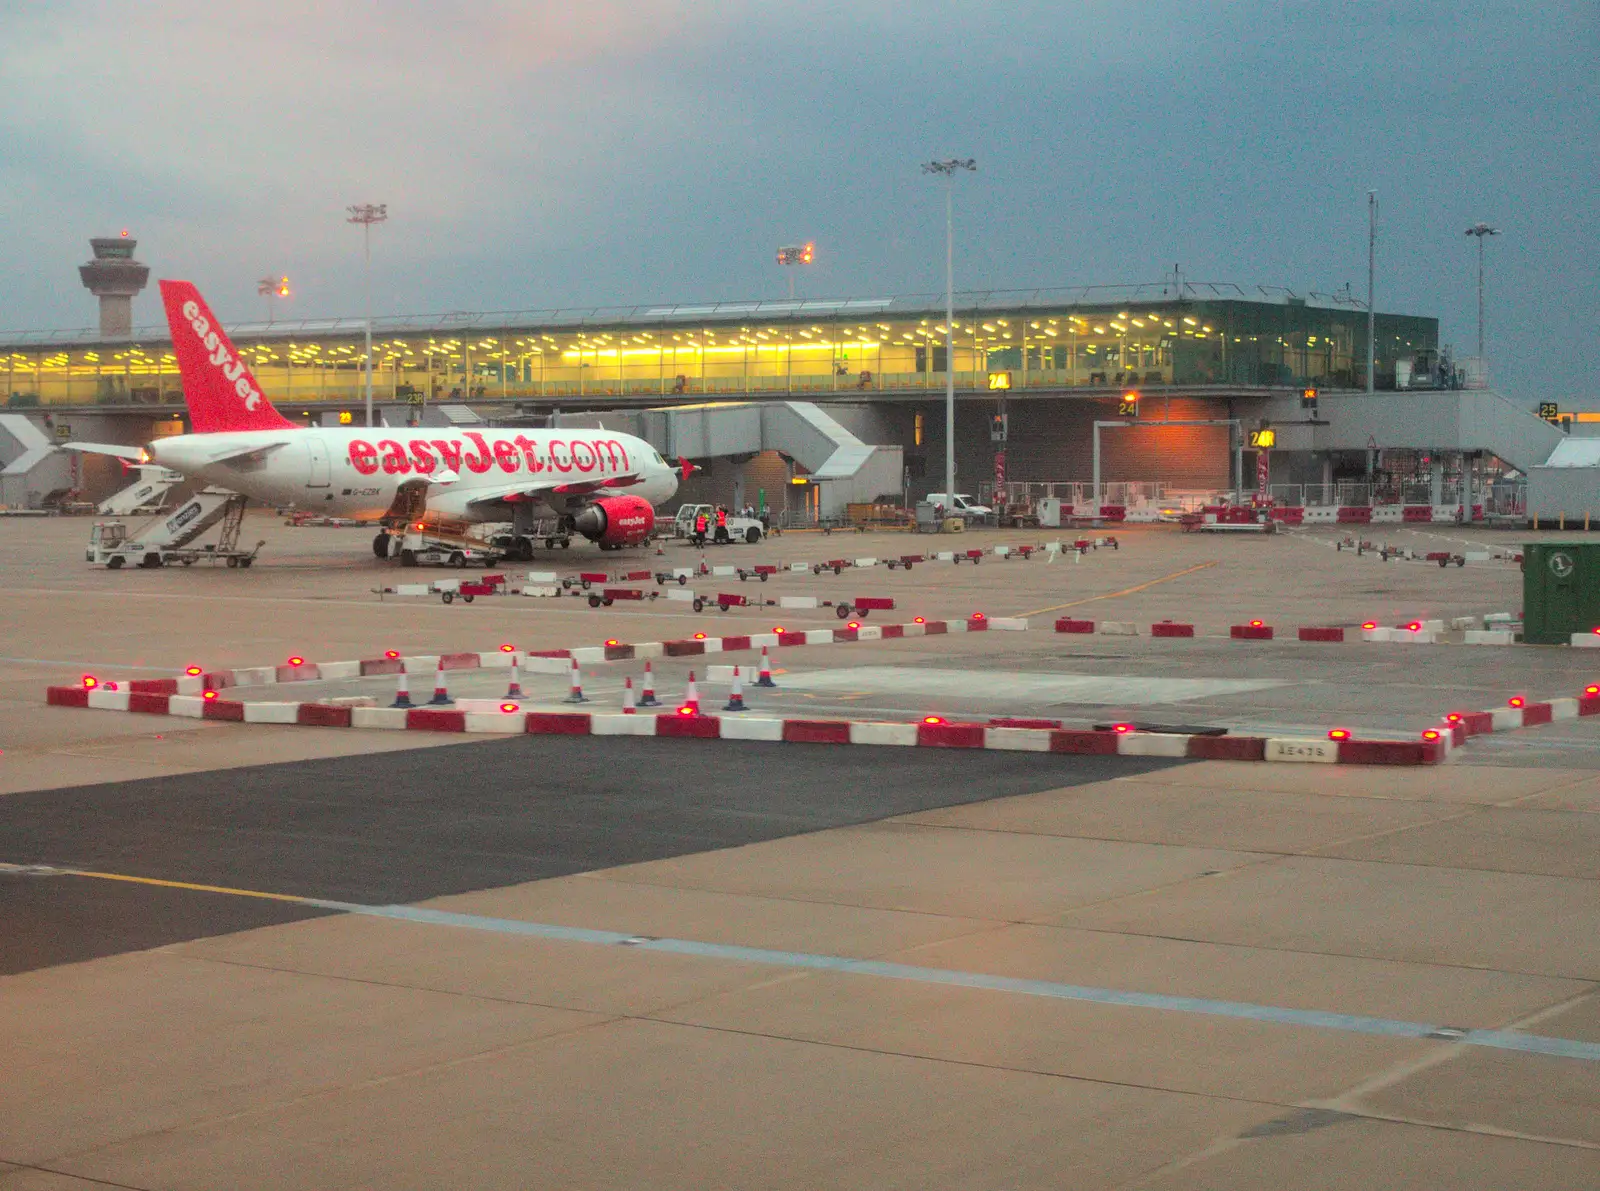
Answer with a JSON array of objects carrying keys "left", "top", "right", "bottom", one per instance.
[{"left": 159, "top": 280, "right": 295, "bottom": 433}]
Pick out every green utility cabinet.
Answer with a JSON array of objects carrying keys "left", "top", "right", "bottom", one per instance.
[{"left": 1522, "top": 543, "right": 1600, "bottom": 644}]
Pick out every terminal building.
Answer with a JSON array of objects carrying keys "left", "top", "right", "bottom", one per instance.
[{"left": 0, "top": 247, "right": 1583, "bottom": 522}]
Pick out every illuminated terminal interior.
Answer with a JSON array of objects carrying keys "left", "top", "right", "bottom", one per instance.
[{"left": 2, "top": 285, "right": 1437, "bottom": 408}]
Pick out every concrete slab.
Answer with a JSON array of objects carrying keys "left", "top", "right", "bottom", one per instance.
[
  {"left": 1518, "top": 772, "right": 1600, "bottom": 812},
  {"left": 1128, "top": 760, "right": 1593, "bottom": 804},
  {"left": 779, "top": 665, "right": 1287, "bottom": 705},
  {"left": 1058, "top": 855, "right": 1600, "bottom": 980},
  {"left": 600, "top": 820, "right": 1263, "bottom": 920},
  {"left": 50, "top": 1016, "right": 1276, "bottom": 1191},
  {"left": 1314, "top": 807, "right": 1600, "bottom": 878}
]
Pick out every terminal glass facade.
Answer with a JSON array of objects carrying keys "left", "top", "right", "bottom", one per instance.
[{"left": 3, "top": 288, "right": 1437, "bottom": 409}]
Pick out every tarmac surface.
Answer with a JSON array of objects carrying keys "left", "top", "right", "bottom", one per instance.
[{"left": 2, "top": 511, "right": 1597, "bottom": 1188}]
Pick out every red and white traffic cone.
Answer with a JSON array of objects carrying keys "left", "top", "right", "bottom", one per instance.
[
  {"left": 682, "top": 670, "right": 700, "bottom": 715},
  {"left": 622, "top": 675, "right": 636, "bottom": 715},
  {"left": 639, "top": 660, "right": 661, "bottom": 707},
  {"left": 698, "top": 553, "right": 709, "bottom": 576},
  {"left": 504, "top": 655, "right": 524, "bottom": 700},
  {"left": 563, "top": 657, "right": 588, "bottom": 704},
  {"left": 391, "top": 666, "right": 414, "bottom": 708},
  {"left": 427, "top": 658, "right": 452, "bottom": 706},
  {"left": 755, "top": 645, "right": 777, "bottom": 688},
  {"left": 723, "top": 665, "right": 746, "bottom": 712}
]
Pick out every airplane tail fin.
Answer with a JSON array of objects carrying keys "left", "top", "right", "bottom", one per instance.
[{"left": 159, "top": 280, "right": 296, "bottom": 433}]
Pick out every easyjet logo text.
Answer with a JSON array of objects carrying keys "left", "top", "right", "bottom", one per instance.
[
  {"left": 181, "top": 299, "right": 266, "bottom": 411},
  {"left": 346, "top": 434, "right": 631, "bottom": 478}
]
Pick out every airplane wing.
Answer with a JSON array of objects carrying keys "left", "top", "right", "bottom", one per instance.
[
  {"left": 198, "top": 441, "right": 290, "bottom": 467},
  {"left": 438, "top": 472, "right": 646, "bottom": 513},
  {"left": 59, "top": 441, "right": 145, "bottom": 461}
]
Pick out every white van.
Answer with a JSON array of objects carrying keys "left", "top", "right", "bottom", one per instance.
[{"left": 924, "top": 493, "right": 993, "bottom": 519}]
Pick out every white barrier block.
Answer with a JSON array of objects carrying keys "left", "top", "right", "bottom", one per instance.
[
  {"left": 1485, "top": 612, "right": 1513, "bottom": 624},
  {"left": 1420, "top": 619, "right": 1445, "bottom": 633},
  {"left": 984, "top": 727, "right": 1051, "bottom": 752},
  {"left": 243, "top": 702, "right": 301, "bottom": 724},
  {"left": 901, "top": 622, "right": 926, "bottom": 637},
  {"left": 1490, "top": 707, "right": 1523, "bottom": 731},
  {"left": 935, "top": 552, "right": 954, "bottom": 562},
  {"left": 1362, "top": 627, "right": 1394, "bottom": 642},
  {"left": 526, "top": 571, "right": 559, "bottom": 583},
  {"left": 1550, "top": 697, "right": 1580, "bottom": 721},
  {"left": 571, "top": 647, "right": 607, "bottom": 665},
  {"left": 697, "top": 639, "right": 723, "bottom": 654},
  {"left": 1370, "top": 506, "right": 1404, "bottom": 523},
  {"left": 454, "top": 699, "right": 512, "bottom": 713},
  {"left": 945, "top": 619, "right": 968, "bottom": 633},
  {"left": 1117, "top": 733, "right": 1191, "bottom": 757},
  {"left": 992, "top": 546, "right": 1011, "bottom": 557},
  {"left": 749, "top": 633, "right": 780, "bottom": 650},
  {"left": 633, "top": 642, "right": 665, "bottom": 659},
  {"left": 1465, "top": 630, "right": 1515, "bottom": 645},
  {"left": 1099, "top": 622, "right": 1139, "bottom": 635},
  {"left": 352, "top": 707, "right": 408, "bottom": 729},
  {"left": 673, "top": 568, "right": 695, "bottom": 579},
  {"left": 849, "top": 721, "right": 918, "bottom": 746},
  {"left": 393, "top": 584, "right": 432, "bottom": 596},
  {"left": 402, "top": 655, "right": 438, "bottom": 673},
  {"left": 475, "top": 652, "right": 514, "bottom": 669},
  {"left": 520, "top": 585, "right": 561, "bottom": 598},
  {"left": 590, "top": 714, "right": 657, "bottom": 736},
  {"left": 779, "top": 596, "right": 819, "bottom": 609},
  {"left": 85, "top": 687, "right": 131, "bottom": 711},
  {"left": 167, "top": 695, "right": 205, "bottom": 718},
  {"left": 855, "top": 625, "right": 883, "bottom": 641},
  {"left": 176, "top": 675, "right": 204, "bottom": 695},
  {"left": 317, "top": 660, "right": 363, "bottom": 680},
  {"left": 1449, "top": 617, "right": 1479, "bottom": 631},
  {"left": 855, "top": 558, "right": 877, "bottom": 568},
  {"left": 523, "top": 656, "right": 574, "bottom": 674},
  {"left": 1266, "top": 738, "right": 1338, "bottom": 763},
  {"left": 706, "top": 665, "right": 735, "bottom": 683},
  {"left": 719, "top": 717, "right": 785, "bottom": 742},
  {"left": 464, "top": 712, "right": 527, "bottom": 733},
  {"left": 1393, "top": 629, "right": 1437, "bottom": 644},
  {"left": 666, "top": 588, "right": 697, "bottom": 602},
  {"left": 987, "top": 617, "right": 1029, "bottom": 631},
  {"left": 802, "top": 629, "right": 835, "bottom": 646},
  {"left": 712, "top": 565, "right": 737, "bottom": 576},
  {"left": 789, "top": 562, "right": 808, "bottom": 572},
  {"left": 1570, "top": 633, "right": 1600, "bottom": 649},
  {"left": 231, "top": 666, "right": 277, "bottom": 687}
]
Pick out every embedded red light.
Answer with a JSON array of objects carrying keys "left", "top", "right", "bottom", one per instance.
[
  {"left": 1112, "top": 723, "right": 1133, "bottom": 734},
  {"left": 846, "top": 621, "right": 860, "bottom": 630},
  {"left": 922, "top": 715, "right": 945, "bottom": 725},
  {"left": 81, "top": 675, "right": 97, "bottom": 689},
  {"left": 677, "top": 705, "right": 695, "bottom": 716},
  {"left": 971, "top": 612, "right": 986, "bottom": 620},
  {"left": 202, "top": 690, "right": 218, "bottom": 700},
  {"left": 1328, "top": 728, "right": 1351, "bottom": 741},
  {"left": 1249, "top": 620, "right": 1263, "bottom": 628},
  {"left": 913, "top": 616, "right": 926, "bottom": 624},
  {"left": 385, "top": 650, "right": 399, "bottom": 659},
  {"left": 413, "top": 522, "right": 425, "bottom": 531},
  {"left": 102, "top": 681, "right": 119, "bottom": 692},
  {"left": 1508, "top": 696, "right": 1525, "bottom": 708},
  {"left": 605, "top": 639, "right": 619, "bottom": 647},
  {"left": 499, "top": 643, "right": 515, "bottom": 653},
  {"left": 1361, "top": 621, "right": 1377, "bottom": 630},
  {"left": 288, "top": 656, "right": 304, "bottom": 667},
  {"left": 500, "top": 703, "right": 518, "bottom": 713},
  {"left": 1406, "top": 621, "right": 1422, "bottom": 632},
  {"left": 772, "top": 626, "right": 785, "bottom": 634},
  {"left": 1592, "top": 627, "right": 1600, "bottom": 635},
  {"left": 185, "top": 666, "right": 203, "bottom": 676},
  {"left": 1422, "top": 729, "right": 1442, "bottom": 741},
  {"left": 1586, "top": 685, "right": 1600, "bottom": 697},
  {"left": 693, "top": 632, "right": 707, "bottom": 640},
  {"left": 1446, "top": 712, "right": 1464, "bottom": 723}
]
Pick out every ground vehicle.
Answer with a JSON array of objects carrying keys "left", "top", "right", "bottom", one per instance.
[
  {"left": 671, "top": 504, "right": 765, "bottom": 544},
  {"left": 86, "top": 490, "right": 263, "bottom": 568},
  {"left": 924, "top": 493, "right": 993, "bottom": 519}
]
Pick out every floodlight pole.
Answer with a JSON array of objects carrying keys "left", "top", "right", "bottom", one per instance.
[
  {"left": 922, "top": 158, "right": 975, "bottom": 503},
  {"left": 1366, "top": 192, "right": 1376, "bottom": 394},
  {"left": 347, "top": 203, "right": 388, "bottom": 427},
  {"left": 1465, "top": 222, "right": 1499, "bottom": 385}
]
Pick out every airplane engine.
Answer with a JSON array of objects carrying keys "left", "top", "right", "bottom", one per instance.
[{"left": 572, "top": 495, "right": 655, "bottom": 548}]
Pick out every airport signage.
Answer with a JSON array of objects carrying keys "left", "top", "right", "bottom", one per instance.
[{"left": 1539, "top": 402, "right": 1560, "bottom": 421}]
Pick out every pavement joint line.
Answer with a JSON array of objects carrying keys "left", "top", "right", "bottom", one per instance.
[
  {"left": 1012, "top": 561, "right": 1219, "bottom": 619},
  {"left": 14, "top": 863, "right": 1600, "bottom": 1064}
]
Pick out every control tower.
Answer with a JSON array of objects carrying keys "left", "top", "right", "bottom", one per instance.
[{"left": 78, "top": 236, "right": 150, "bottom": 339}]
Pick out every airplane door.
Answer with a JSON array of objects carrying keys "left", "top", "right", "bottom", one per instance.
[{"left": 306, "top": 436, "right": 331, "bottom": 487}]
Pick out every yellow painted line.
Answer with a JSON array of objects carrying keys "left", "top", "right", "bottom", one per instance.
[
  {"left": 62, "top": 868, "right": 321, "bottom": 905},
  {"left": 1014, "top": 561, "right": 1219, "bottom": 619}
]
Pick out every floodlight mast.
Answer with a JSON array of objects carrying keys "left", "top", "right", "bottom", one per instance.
[
  {"left": 921, "top": 158, "right": 976, "bottom": 506},
  {"left": 346, "top": 203, "right": 388, "bottom": 427},
  {"left": 776, "top": 242, "right": 814, "bottom": 299},
  {"left": 1465, "top": 222, "right": 1499, "bottom": 385}
]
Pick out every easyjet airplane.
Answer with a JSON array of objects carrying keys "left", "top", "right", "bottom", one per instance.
[{"left": 70, "top": 280, "right": 680, "bottom": 560}]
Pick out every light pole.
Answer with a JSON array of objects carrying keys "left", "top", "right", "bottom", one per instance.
[
  {"left": 257, "top": 275, "right": 289, "bottom": 326},
  {"left": 347, "top": 203, "right": 388, "bottom": 427},
  {"left": 1464, "top": 222, "right": 1499, "bottom": 385},
  {"left": 776, "top": 242, "right": 814, "bottom": 300},
  {"left": 922, "top": 158, "right": 976, "bottom": 504},
  {"left": 1366, "top": 192, "right": 1376, "bottom": 394}
]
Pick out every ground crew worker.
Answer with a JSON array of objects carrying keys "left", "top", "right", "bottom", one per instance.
[
  {"left": 714, "top": 506, "right": 729, "bottom": 544},
  {"left": 693, "top": 510, "right": 708, "bottom": 547}
]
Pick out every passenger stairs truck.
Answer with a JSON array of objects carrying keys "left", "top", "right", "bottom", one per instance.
[{"left": 86, "top": 489, "right": 265, "bottom": 569}]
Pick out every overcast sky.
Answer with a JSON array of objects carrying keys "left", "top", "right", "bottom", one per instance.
[{"left": 1, "top": 0, "right": 1594, "bottom": 400}]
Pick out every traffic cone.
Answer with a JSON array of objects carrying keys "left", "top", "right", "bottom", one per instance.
[
  {"left": 755, "top": 646, "right": 777, "bottom": 688},
  {"left": 682, "top": 670, "right": 700, "bottom": 715},
  {"left": 563, "top": 658, "right": 588, "bottom": 704},
  {"left": 639, "top": 660, "right": 661, "bottom": 707},
  {"left": 504, "top": 655, "right": 524, "bottom": 700},
  {"left": 427, "top": 659, "right": 452, "bottom": 706},
  {"left": 391, "top": 666, "right": 414, "bottom": 708},
  {"left": 723, "top": 666, "right": 746, "bottom": 712},
  {"left": 698, "top": 553, "right": 709, "bottom": 576},
  {"left": 622, "top": 675, "right": 636, "bottom": 715}
]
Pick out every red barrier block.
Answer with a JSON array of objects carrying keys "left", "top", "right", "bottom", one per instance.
[
  {"left": 720, "top": 635, "right": 752, "bottom": 653},
  {"left": 922, "top": 621, "right": 949, "bottom": 635},
  {"left": 916, "top": 721, "right": 985, "bottom": 748},
  {"left": 440, "top": 652, "right": 481, "bottom": 671},
  {"left": 1048, "top": 730, "right": 1119, "bottom": 755},
  {"left": 1150, "top": 622, "right": 1195, "bottom": 638},
  {"left": 1579, "top": 696, "right": 1600, "bottom": 717},
  {"left": 129, "top": 678, "right": 179, "bottom": 695},
  {"left": 202, "top": 671, "right": 236, "bottom": 690},
  {"left": 1336, "top": 739, "right": 1435, "bottom": 766},
  {"left": 1187, "top": 735, "right": 1266, "bottom": 761},
  {"left": 1297, "top": 627, "right": 1345, "bottom": 642},
  {"left": 1460, "top": 711, "right": 1495, "bottom": 735},
  {"left": 1402, "top": 505, "right": 1433, "bottom": 522},
  {"left": 406, "top": 708, "right": 467, "bottom": 731},
  {"left": 297, "top": 703, "right": 353, "bottom": 727},
  {"left": 202, "top": 699, "right": 245, "bottom": 721},
  {"left": 663, "top": 640, "right": 707, "bottom": 657},
  {"left": 360, "top": 657, "right": 404, "bottom": 676},
  {"left": 1336, "top": 507, "right": 1373, "bottom": 524},
  {"left": 128, "top": 691, "right": 171, "bottom": 715},
  {"left": 1520, "top": 701, "right": 1554, "bottom": 726},
  {"left": 782, "top": 719, "right": 853, "bottom": 744},
  {"left": 655, "top": 713, "right": 721, "bottom": 739},
  {"left": 966, "top": 617, "right": 989, "bottom": 632},
  {"left": 603, "top": 643, "right": 636, "bottom": 661},
  {"left": 276, "top": 663, "right": 321, "bottom": 683},
  {"left": 1230, "top": 624, "right": 1275, "bottom": 640},
  {"left": 777, "top": 631, "right": 809, "bottom": 647},
  {"left": 880, "top": 624, "right": 905, "bottom": 639},
  {"left": 523, "top": 712, "right": 593, "bottom": 735},
  {"left": 989, "top": 717, "right": 1063, "bottom": 730},
  {"left": 1055, "top": 619, "right": 1095, "bottom": 633},
  {"left": 1268, "top": 507, "right": 1305, "bottom": 525},
  {"left": 1099, "top": 505, "right": 1126, "bottom": 521},
  {"left": 46, "top": 685, "right": 89, "bottom": 708}
]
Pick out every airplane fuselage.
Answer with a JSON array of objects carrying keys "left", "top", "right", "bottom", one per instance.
[{"left": 145, "top": 426, "right": 677, "bottom": 522}]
